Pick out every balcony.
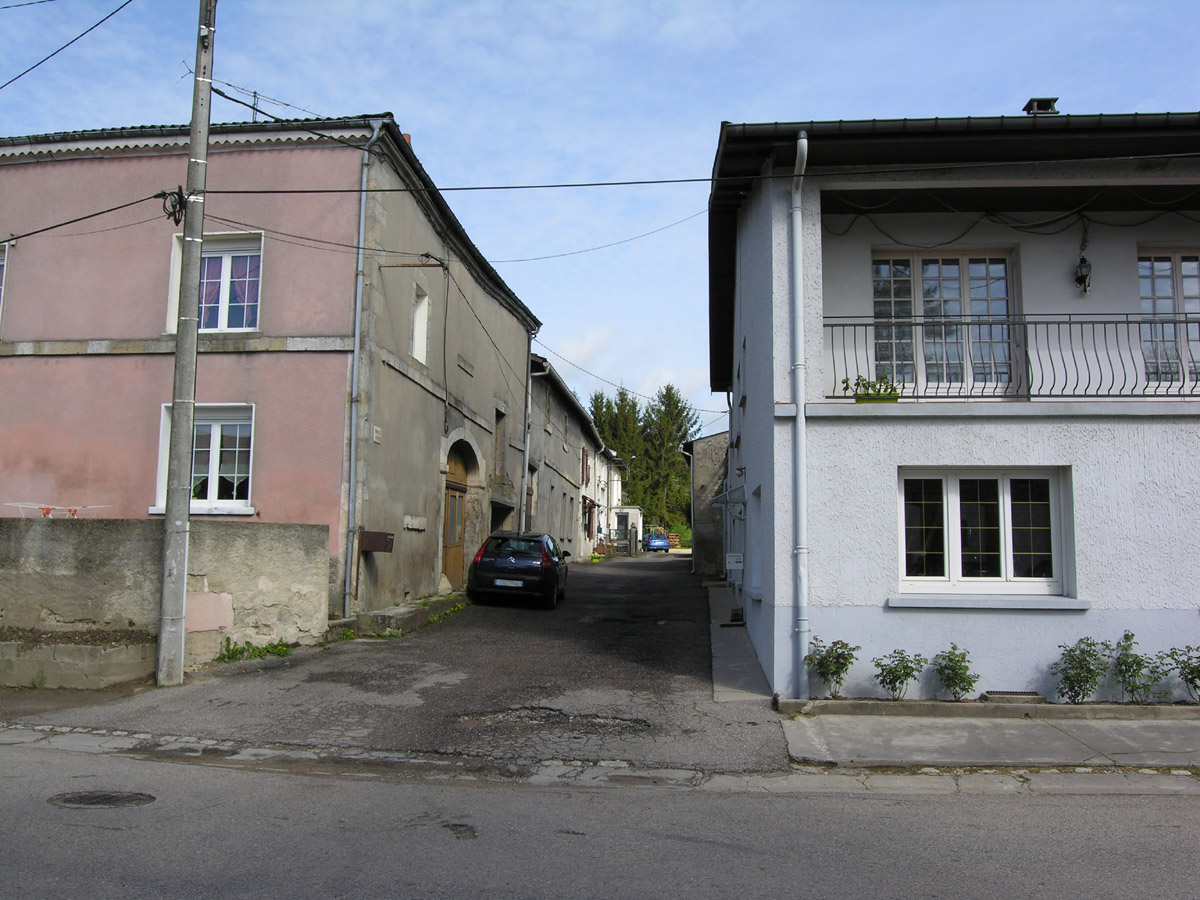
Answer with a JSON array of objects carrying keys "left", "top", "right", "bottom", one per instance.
[{"left": 824, "top": 315, "right": 1200, "bottom": 400}]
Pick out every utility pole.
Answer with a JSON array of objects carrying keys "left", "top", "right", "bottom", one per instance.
[{"left": 158, "top": 0, "right": 218, "bottom": 686}]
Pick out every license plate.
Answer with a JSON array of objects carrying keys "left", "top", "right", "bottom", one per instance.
[{"left": 494, "top": 578, "right": 523, "bottom": 588}]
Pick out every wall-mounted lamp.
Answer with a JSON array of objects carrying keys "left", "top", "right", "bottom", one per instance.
[
  {"left": 735, "top": 466, "right": 746, "bottom": 477},
  {"left": 1075, "top": 255, "right": 1092, "bottom": 294}
]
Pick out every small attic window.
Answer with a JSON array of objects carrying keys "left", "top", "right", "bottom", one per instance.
[{"left": 1023, "top": 97, "right": 1059, "bottom": 116}]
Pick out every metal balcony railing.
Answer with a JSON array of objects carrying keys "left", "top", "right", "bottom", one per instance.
[{"left": 824, "top": 315, "right": 1200, "bottom": 399}]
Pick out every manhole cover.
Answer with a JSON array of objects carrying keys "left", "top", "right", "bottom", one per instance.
[{"left": 48, "top": 791, "right": 156, "bottom": 809}]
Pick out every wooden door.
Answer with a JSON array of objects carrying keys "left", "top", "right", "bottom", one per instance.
[{"left": 442, "top": 449, "right": 469, "bottom": 589}]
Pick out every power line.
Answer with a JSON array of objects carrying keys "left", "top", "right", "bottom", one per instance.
[
  {"left": 0, "top": 0, "right": 132, "bottom": 92},
  {"left": 209, "top": 85, "right": 372, "bottom": 153},
  {"left": 1, "top": 0, "right": 59, "bottom": 9},
  {"left": 533, "top": 338, "right": 726, "bottom": 414},
  {"left": 181, "top": 65, "right": 327, "bottom": 120},
  {"left": 5, "top": 193, "right": 163, "bottom": 242},
  {"left": 492, "top": 210, "right": 705, "bottom": 263}
]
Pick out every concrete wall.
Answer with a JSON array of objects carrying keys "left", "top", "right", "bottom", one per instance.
[
  {"left": 724, "top": 155, "right": 1200, "bottom": 700},
  {"left": 688, "top": 432, "right": 728, "bottom": 578},
  {"left": 528, "top": 373, "right": 583, "bottom": 555},
  {"left": 348, "top": 140, "right": 533, "bottom": 609},
  {"left": 0, "top": 518, "right": 329, "bottom": 653},
  {"left": 0, "top": 136, "right": 367, "bottom": 617}
]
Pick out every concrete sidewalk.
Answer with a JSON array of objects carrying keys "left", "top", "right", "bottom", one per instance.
[
  {"left": 706, "top": 583, "right": 1200, "bottom": 771},
  {"left": 781, "top": 707, "right": 1200, "bottom": 769}
]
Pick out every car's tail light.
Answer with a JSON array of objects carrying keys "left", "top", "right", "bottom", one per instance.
[
  {"left": 473, "top": 541, "right": 488, "bottom": 565},
  {"left": 541, "top": 545, "right": 552, "bottom": 570}
]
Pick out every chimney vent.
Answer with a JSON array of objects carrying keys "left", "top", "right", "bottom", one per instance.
[{"left": 1023, "top": 97, "right": 1060, "bottom": 116}]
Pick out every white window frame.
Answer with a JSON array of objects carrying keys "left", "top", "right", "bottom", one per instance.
[
  {"left": 872, "top": 249, "right": 1021, "bottom": 396},
  {"left": 1137, "top": 248, "right": 1200, "bottom": 387},
  {"left": 411, "top": 282, "right": 430, "bottom": 364},
  {"left": 165, "top": 232, "right": 263, "bottom": 334},
  {"left": 897, "top": 468, "right": 1063, "bottom": 596},
  {"left": 0, "top": 242, "right": 8, "bottom": 329},
  {"left": 150, "top": 403, "right": 256, "bottom": 515}
]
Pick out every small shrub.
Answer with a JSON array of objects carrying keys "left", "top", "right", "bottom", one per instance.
[
  {"left": 1051, "top": 637, "right": 1108, "bottom": 704},
  {"left": 804, "top": 636, "right": 861, "bottom": 699},
  {"left": 931, "top": 644, "right": 979, "bottom": 701},
  {"left": 872, "top": 649, "right": 927, "bottom": 701},
  {"left": 215, "top": 637, "right": 291, "bottom": 663},
  {"left": 1108, "top": 631, "right": 1172, "bottom": 703},
  {"left": 1169, "top": 646, "right": 1200, "bottom": 703}
]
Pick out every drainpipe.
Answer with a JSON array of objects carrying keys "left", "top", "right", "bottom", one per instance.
[
  {"left": 518, "top": 329, "right": 538, "bottom": 530},
  {"left": 791, "top": 133, "right": 811, "bottom": 700},
  {"left": 679, "top": 444, "right": 694, "bottom": 574},
  {"left": 343, "top": 118, "right": 385, "bottom": 619}
]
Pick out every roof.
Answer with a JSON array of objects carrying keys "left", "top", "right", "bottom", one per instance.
[
  {"left": 0, "top": 114, "right": 540, "bottom": 333},
  {"left": 708, "top": 110, "right": 1200, "bottom": 391}
]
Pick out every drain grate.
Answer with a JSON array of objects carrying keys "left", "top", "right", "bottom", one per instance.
[{"left": 48, "top": 791, "right": 156, "bottom": 809}]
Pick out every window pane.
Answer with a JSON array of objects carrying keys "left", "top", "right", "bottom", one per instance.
[
  {"left": 904, "top": 479, "right": 945, "bottom": 577},
  {"left": 959, "top": 479, "right": 1001, "bottom": 577},
  {"left": 191, "top": 424, "right": 212, "bottom": 500},
  {"left": 872, "top": 259, "right": 916, "bottom": 384},
  {"left": 199, "top": 256, "right": 223, "bottom": 329},
  {"left": 227, "top": 254, "right": 260, "bottom": 329},
  {"left": 1010, "top": 478, "right": 1053, "bottom": 577}
]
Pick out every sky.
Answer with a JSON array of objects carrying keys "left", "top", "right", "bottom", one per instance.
[{"left": 3, "top": 0, "right": 1200, "bottom": 437}]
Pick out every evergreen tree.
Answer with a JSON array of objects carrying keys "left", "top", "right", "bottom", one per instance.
[{"left": 639, "top": 384, "right": 699, "bottom": 528}]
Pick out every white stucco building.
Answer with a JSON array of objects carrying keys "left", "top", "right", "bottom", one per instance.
[{"left": 708, "top": 104, "right": 1200, "bottom": 700}]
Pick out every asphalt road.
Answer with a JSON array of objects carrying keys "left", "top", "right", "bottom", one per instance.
[
  {"left": 4, "top": 742, "right": 1198, "bottom": 900},
  {"left": 2, "top": 552, "right": 788, "bottom": 775}
]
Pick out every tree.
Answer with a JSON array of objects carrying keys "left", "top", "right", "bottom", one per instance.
[
  {"left": 590, "top": 387, "right": 646, "bottom": 508},
  {"left": 639, "top": 384, "right": 699, "bottom": 527}
]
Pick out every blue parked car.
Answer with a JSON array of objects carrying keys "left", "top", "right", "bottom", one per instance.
[{"left": 643, "top": 532, "right": 670, "bottom": 552}]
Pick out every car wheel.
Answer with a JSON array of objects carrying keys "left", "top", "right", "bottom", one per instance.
[{"left": 543, "top": 588, "right": 557, "bottom": 611}]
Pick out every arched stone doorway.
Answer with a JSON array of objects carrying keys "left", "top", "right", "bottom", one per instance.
[{"left": 442, "top": 442, "right": 478, "bottom": 590}]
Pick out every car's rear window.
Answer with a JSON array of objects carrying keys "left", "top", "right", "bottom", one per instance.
[{"left": 488, "top": 537, "right": 542, "bottom": 557}]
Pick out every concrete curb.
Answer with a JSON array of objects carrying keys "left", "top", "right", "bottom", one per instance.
[
  {"left": 778, "top": 697, "right": 1200, "bottom": 720},
  {"left": 349, "top": 594, "right": 469, "bottom": 639}
]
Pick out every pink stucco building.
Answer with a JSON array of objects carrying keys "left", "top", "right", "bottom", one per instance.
[{"left": 0, "top": 115, "right": 540, "bottom": 638}]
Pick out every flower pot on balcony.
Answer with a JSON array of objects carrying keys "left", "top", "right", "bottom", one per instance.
[{"left": 854, "top": 393, "right": 899, "bottom": 402}]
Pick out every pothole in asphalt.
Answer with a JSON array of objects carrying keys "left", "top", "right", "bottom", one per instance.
[
  {"left": 459, "top": 707, "right": 652, "bottom": 733},
  {"left": 48, "top": 791, "right": 156, "bottom": 809}
]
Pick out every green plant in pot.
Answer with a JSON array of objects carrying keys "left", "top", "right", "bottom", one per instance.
[{"left": 841, "top": 373, "right": 900, "bottom": 401}]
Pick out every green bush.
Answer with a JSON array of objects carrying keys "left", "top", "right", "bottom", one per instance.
[
  {"left": 1169, "top": 646, "right": 1200, "bottom": 703},
  {"left": 872, "top": 649, "right": 927, "bottom": 701},
  {"left": 804, "top": 636, "right": 861, "bottom": 699},
  {"left": 1109, "top": 631, "right": 1172, "bottom": 703},
  {"left": 1051, "top": 637, "right": 1108, "bottom": 703},
  {"left": 931, "top": 644, "right": 979, "bottom": 701}
]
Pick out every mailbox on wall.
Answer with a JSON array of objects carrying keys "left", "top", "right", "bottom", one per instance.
[{"left": 359, "top": 530, "right": 394, "bottom": 553}]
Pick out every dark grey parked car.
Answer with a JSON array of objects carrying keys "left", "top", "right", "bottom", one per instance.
[{"left": 466, "top": 531, "right": 570, "bottom": 609}]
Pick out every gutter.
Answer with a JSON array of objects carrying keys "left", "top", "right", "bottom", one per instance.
[
  {"left": 343, "top": 117, "right": 385, "bottom": 619},
  {"left": 791, "top": 133, "right": 811, "bottom": 700}
]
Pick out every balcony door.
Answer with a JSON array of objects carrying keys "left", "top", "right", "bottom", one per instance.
[{"left": 873, "top": 254, "right": 1022, "bottom": 396}]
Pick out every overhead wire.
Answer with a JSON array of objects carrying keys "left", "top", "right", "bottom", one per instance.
[
  {"left": 491, "top": 210, "right": 705, "bottom": 263},
  {"left": 533, "top": 338, "right": 726, "bottom": 414},
  {"left": 5, "top": 193, "right": 164, "bottom": 242},
  {"left": 0, "top": 0, "right": 132, "bottom": 92}
]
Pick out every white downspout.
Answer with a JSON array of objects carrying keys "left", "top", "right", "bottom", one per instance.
[
  {"left": 343, "top": 118, "right": 385, "bottom": 619},
  {"left": 791, "top": 133, "right": 811, "bottom": 699}
]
